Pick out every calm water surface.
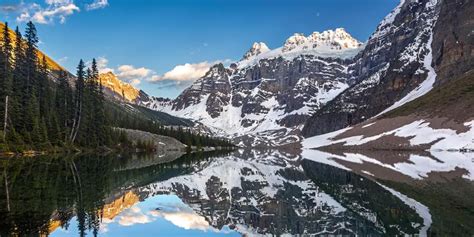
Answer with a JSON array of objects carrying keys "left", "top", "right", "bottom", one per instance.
[{"left": 0, "top": 150, "right": 472, "bottom": 236}]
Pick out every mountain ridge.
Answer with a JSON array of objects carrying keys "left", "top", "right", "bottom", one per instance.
[{"left": 144, "top": 0, "right": 473, "bottom": 149}]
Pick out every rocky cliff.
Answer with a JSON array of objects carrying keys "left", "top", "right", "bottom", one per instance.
[
  {"left": 146, "top": 29, "right": 362, "bottom": 146},
  {"left": 303, "top": 0, "right": 474, "bottom": 137},
  {"left": 145, "top": 0, "right": 472, "bottom": 148}
]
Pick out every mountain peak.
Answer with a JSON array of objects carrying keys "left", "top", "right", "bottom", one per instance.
[
  {"left": 238, "top": 28, "right": 363, "bottom": 68},
  {"left": 283, "top": 28, "right": 361, "bottom": 52},
  {"left": 99, "top": 72, "right": 141, "bottom": 102},
  {"left": 242, "top": 42, "right": 270, "bottom": 60}
]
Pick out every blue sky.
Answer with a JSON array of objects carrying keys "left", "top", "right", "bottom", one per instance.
[{"left": 1, "top": 0, "right": 399, "bottom": 98}]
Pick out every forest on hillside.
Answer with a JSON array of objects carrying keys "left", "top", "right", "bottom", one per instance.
[{"left": 0, "top": 21, "right": 233, "bottom": 153}]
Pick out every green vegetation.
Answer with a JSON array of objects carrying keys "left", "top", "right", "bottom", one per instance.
[
  {"left": 383, "top": 70, "right": 474, "bottom": 121},
  {"left": 0, "top": 22, "right": 115, "bottom": 152},
  {"left": 0, "top": 21, "right": 233, "bottom": 153},
  {"left": 106, "top": 101, "right": 234, "bottom": 148},
  {"left": 0, "top": 150, "right": 232, "bottom": 236}
]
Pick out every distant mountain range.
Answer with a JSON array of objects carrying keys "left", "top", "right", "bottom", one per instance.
[{"left": 139, "top": 0, "right": 473, "bottom": 150}]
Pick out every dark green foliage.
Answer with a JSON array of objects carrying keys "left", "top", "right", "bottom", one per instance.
[
  {"left": 106, "top": 100, "right": 234, "bottom": 148},
  {"left": 0, "top": 22, "right": 113, "bottom": 150},
  {"left": 0, "top": 21, "right": 232, "bottom": 152}
]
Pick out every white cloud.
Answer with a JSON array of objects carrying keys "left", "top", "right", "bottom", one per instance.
[
  {"left": 150, "top": 59, "right": 233, "bottom": 83},
  {"left": 45, "top": 0, "right": 72, "bottom": 5},
  {"left": 156, "top": 62, "right": 212, "bottom": 82},
  {"left": 14, "top": 0, "right": 108, "bottom": 24},
  {"left": 118, "top": 207, "right": 153, "bottom": 227},
  {"left": 91, "top": 57, "right": 233, "bottom": 90},
  {"left": 117, "top": 65, "right": 153, "bottom": 80},
  {"left": 86, "top": 0, "right": 108, "bottom": 11},
  {"left": 129, "top": 78, "right": 141, "bottom": 86},
  {"left": 149, "top": 209, "right": 211, "bottom": 231},
  {"left": 96, "top": 57, "right": 114, "bottom": 73},
  {"left": 91, "top": 57, "right": 152, "bottom": 86},
  {"left": 0, "top": 4, "right": 20, "bottom": 13},
  {"left": 17, "top": 1, "right": 80, "bottom": 24}
]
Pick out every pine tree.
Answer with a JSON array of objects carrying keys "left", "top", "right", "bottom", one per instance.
[
  {"left": 56, "top": 70, "right": 73, "bottom": 143},
  {"left": 22, "top": 21, "right": 41, "bottom": 143},
  {"left": 24, "top": 21, "right": 39, "bottom": 97},
  {"left": 10, "top": 27, "right": 25, "bottom": 139},
  {"left": 91, "top": 58, "right": 108, "bottom": 146},
  {"left": 0, "top": 22, "right": 13, "bottom": 133},
  {"left": 70, "top": 60, "right": 86, "bottom": 143}
]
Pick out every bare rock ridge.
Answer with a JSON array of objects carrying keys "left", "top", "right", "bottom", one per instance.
[{"left": 98, "top": 72, "right": 152, "bottom": 104}]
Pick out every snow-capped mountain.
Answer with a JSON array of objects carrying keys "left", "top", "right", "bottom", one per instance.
[
  {"left": 238, "top": 28, "right": 363, "bottom": 68},
  {"left": 138, "top": 150, "right": 426, "bottom": 236},
  {"left": 145, "top": 0, "right": 473, "bottom": 148},
  {"left": 303, "top": 0, "right": 442, "bottom": 136},
  {"left": 145, "top": 29, "right": 362, "bottom": 146},
  {"left": 242, "top": 42, "right": 270, "bottom": 60}
]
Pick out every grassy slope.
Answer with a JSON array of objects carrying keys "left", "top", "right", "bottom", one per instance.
[{"left": 383, "top": 70, "right": 474, "bottom": 122}]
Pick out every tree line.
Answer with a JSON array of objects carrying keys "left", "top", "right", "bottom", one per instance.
[
  {"left": 0, "top": 21, "right": 113, "bottom": 151},
  {"left": 107, "top": 102, "right": 234, "bottom": 148},
  {"left": 0, "top": 21, "right": 233, "bottom": 152}
]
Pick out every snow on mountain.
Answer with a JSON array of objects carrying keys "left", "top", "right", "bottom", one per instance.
[
  {"left": 239, "top": 28, "right": 363, "bottom": 69},
  {"left": 144, "top": 29, "right": 360, "bottom": 146},
  {"left": 302, "top": 0, "right": 442, "bottom": 137},
  {"left": 134, "top": 150, "right": 428, "bottom": 235},
  {"left": 242, "top": 42, "right": 270, "bottom": 60}
]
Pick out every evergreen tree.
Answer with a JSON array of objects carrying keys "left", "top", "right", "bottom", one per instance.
[
  {"left": 0, "top": 22, "right": 13, "bottom": 132},
  {"left": 24, "top": 21, "right": 39, "bottom": 96},
  {"left": 56, "top": 70, "right": 73, "bottom": 143},
  {"left": 70, "top": 60, "right": 85, "bottom": 143},
  {"left": 10, "top": 27, "right": 29, "bottom": 140}
]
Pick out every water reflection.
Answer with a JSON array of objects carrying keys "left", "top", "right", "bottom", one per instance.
[{"left": 0, "top": 149, "right": 472, "bottom": 236}]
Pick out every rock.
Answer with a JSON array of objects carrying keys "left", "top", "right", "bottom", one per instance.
[{"left": 116, "top": 128, "right": 187, "bottom": 152}]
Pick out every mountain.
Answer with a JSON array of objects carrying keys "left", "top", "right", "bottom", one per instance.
[
  {"left": 98, "top": 71, "right": 152, "bottom": 103},
  {"left": 145, "top": 28, "right": 363, "bottom": 146},
  {"left": 138, "top": 151, "right": 427, "bottom": 236},
  {"left": 145, "top": 0, "right": 473, "bottom": 150},
  {"left": 302, "top": 0, "right": 439, "bottom": 136},
  {"left": 0, "top": 21, "right": 192, "bottom": 129},
  {"left": 242, "top": 42, "right": 270, "bottom": 60},
  {"left": 0, "top": 22, "right": 65, "bottom": 73},
  {"left": 301, "top": 0, "right": 474, "bottom": 151}
]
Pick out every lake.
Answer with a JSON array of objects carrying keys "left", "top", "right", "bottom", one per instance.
[{"left": 0, "top": 150, "right": 472, "bottom": 236}]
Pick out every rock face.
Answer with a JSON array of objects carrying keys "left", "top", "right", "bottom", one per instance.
[
  {"left": 99, "top": 72, "right": 151, "bottom": 104},
  {"left": 145, "top": 0, "right": 472, "bottom": 145},
  {"left": 303, "top": 0, "right": 441, "bottom": 137},
  {"left": 303, "top": 0, "right": 474, "bottom": 137},
  {"left": 117, "top": 128, "right": 186, "bottom": 151},
  {"left": 431, "top": 0, "right": 474, "bottom": 86},
  {"left": 146, "top": 29, "right": 362, "bottom": 145}
]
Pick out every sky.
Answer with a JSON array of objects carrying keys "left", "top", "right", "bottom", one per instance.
[{"left": 0, "top": 0, "right": 399, "bottom": 98}]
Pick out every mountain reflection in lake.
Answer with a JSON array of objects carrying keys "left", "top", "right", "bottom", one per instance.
[{"left": 0, "top": 150, "right": 472, "bottom": 236}]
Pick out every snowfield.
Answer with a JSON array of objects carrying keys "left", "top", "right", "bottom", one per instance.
[{"left": 302, "top": 119, "right": 474, "bottom": 152}]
